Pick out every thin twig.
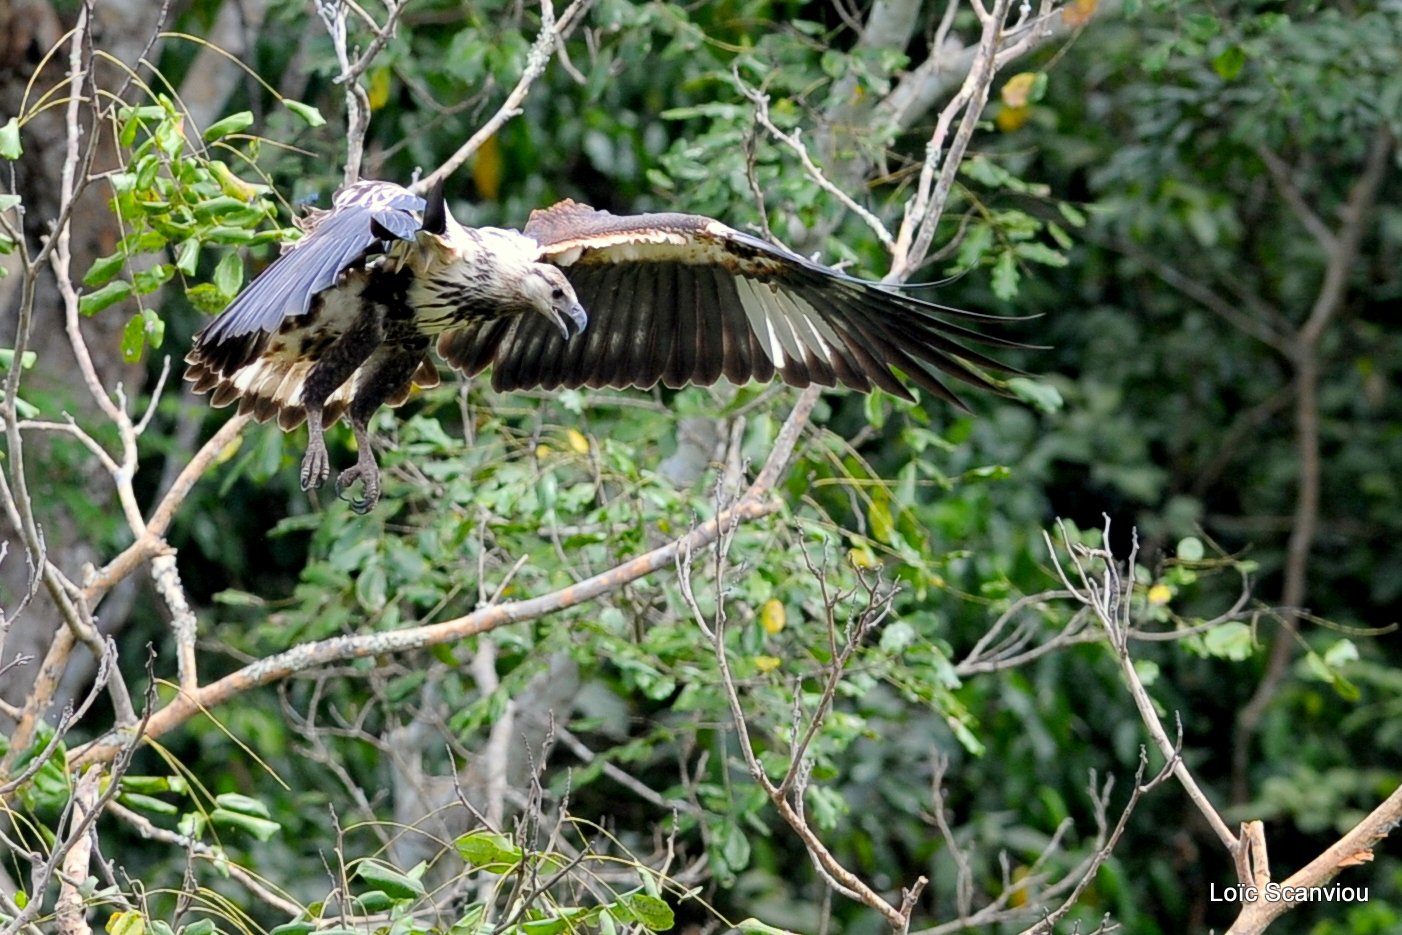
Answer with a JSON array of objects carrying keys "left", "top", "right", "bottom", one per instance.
[{"left": 415, "top": 0, "right": 595, "bottom": 194}]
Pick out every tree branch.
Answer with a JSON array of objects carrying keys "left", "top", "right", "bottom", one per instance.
[{"left": 71, "top": 387, "right": 821, "bottom": 769}]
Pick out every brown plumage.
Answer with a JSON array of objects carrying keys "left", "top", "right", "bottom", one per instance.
[{"left": 186, "top": 179, "right": 1027, "bottom": 512}]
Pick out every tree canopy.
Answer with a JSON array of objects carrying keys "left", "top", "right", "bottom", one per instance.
[{"left": 0, "top": 1, "right": 1398, "bottom": 934}]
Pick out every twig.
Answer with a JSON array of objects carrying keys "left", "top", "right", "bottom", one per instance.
[
  {"left": 735, "top": 72, "right": 895, "bottom": 250},
  {"left": 415, "top": 0, "right": 595, "bottom": 194},
  {"left": 890, "top": 0, "right": 1014, "bottom": 280},
  {"left": 1044, "top": 518, "right": 1238, "bottom": 854},
  {"left": 106, "top": 800, "right": 306, "bottom": 917}
]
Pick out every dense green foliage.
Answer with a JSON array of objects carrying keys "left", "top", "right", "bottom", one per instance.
[{"left": 1, "top": 1, "right": 1398, "bottom": 933}]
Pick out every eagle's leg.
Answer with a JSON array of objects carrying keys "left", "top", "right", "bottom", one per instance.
[
  {"left": 297, "top": 307, "right": 385, "bottom": 492},
  {"left": 336, "top": 340, "right": 428, "bottom": 513}
]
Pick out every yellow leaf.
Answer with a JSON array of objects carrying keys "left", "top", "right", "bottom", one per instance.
[
  {"left": 1062, "top": 0, "right": 1098, "bottom": 27},
  {"left": 754, "top": 655, "right": 782, "bottom": 673},
  {"left": 996, "top": 105, "right": 1031, "bottom": 132},
  {"left": 1147, "top": 583, "right": 1172, "bottom": 605},
  {"left": 367, "top": 66, "right": 392, "bottom": 111},
  {"left": 848, "top": 545, "right": 878, "bottom": 569},
  {"left": 1001, "top": 72, "right": 1038, "bottom": 108},
  {"left": 535, "top": 443, "right": 553, "bottom": 459},
  {"left": 1008, "top": 866, "right": 1030, "bottom": 908},
  {"left": 472, "top": 134, "right": 504, "bottom": 201},
  {"left": 566, "top": 428, "right": 590, "bottom": 454},
  {"left": 215, "top": 435, "right": 243, "bottom": 464},
  {"left": 209, "top": 161, "right": 260, "bottom": 202},
  {"left": 106, "top": 911, "right": 146, "bottom": 935},
  {"left": 760, "top": 598, "right": 785, "bottom": 635}
]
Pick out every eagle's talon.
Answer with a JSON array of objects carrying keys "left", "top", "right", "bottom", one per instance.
[
  {"left": 300, "top": 440, "right": 331, "bottom": 491},
  {"left": 335, "top": 464, "right": 380, "bottom": 514}
]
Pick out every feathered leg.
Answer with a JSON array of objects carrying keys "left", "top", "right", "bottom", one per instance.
[
  {"left": 298, "top": 305, "right": 384, "bottom": 492},
  {"left": 336, "top": 339, "right": 430, "bottom": 513}
]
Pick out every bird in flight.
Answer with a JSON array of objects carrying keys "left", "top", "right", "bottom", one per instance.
[{"left": 185, "top": 180, "right": 1024, "bottom": 512}]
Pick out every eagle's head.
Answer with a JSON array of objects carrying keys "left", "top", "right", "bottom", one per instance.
[{"left": 523, "top": 265, "right": 588, "bottom": 340}]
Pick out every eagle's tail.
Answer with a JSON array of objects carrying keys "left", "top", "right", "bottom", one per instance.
[{"left": 185, "top": 351, "right": 439, "bottom": 430}]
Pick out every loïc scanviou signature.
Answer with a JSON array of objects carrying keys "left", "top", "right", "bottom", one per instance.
[{"left": 1210, "top": 882, "right": 1370, "bottom": 904}]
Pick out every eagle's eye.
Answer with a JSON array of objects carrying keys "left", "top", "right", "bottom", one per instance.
[{"left": 551, "top": 287, "right": 566, "bottom": 299}]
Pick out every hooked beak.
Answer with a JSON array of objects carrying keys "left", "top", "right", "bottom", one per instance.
[{"left": 553, "top": 302, "right": 588, "bottom": 341}]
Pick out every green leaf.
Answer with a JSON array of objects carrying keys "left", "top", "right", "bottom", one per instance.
[
  {"left": 133, "top": 264, "right": 174, "bottom": 295},
  {"left": 155, "top": 118, "right": 184, "bottom": 158},
  {"left": 80, "top": 281, "right": 133, "bottom": 316},
  {"left": 1013, "top": 241, "right": 1069, "bottom": 267},
  {"left": 202, "top": 111, "right": 255, "bottom": 142},
  {"left": 175, "top": 238, "right": 200, "bottom": 276},
  {"left": 719, "top": 821, "right": 750, "bottom": 872},
  {"left": 284, "top": 99, "right": 326, "bottom": 127},
  {"left": 879, "top": 620, "right": 916, "bottom": 654},
  {"left": 118, "top": 791, "right": 178, "bottom": 815},
  {"left": 204, "top": 226, "right": 256, "bottom": 244},
  {"left": 0, "top": 348, "right": 38, "bottom": 370},
  {"left": 1008, "top": 377, "right": 1063, "bottom": 414},
  {"left": 1057, "top": 201, "right": 1087, "bottom": 227},
  {"left": 1323, "top": 639, "right": 1359, "bottom": 668},
  {"left": 1185, "top": 13, "right": 1220, "bottom": 41},
  {"left": 1176, "top": 537, "right": 1205, "bottom": 562},
  {"left": 455, "top": 830, "right": 523, "bottom": 871},
  {"left": 0, "top": 117, "right": 20, "bottom": 159},
  {"left": 621, "top": 894, "right": 674, "bottom": 932},
  {"left": 83, "top": 252, "right": 126, "bottom": 287},
  {"left": 1213, "top": 44, "right": 1247, "bottom": 80},
  {"left": 868, "top": 498, "right": 895, "bottom": 544},
  {"left": 353, "top": 859, "right": 426, "bottom": 900},
  {"left": 209, "top": 808, "right": 280, "bottom": 840},
  {"left": 1202, "top": 622, "right": 1254, "bottom": 661},
  {"left": 991, "top": 251, "right": 1019, "bottom": 300},
  {"left": 180, "top": 920, "right": 217, "bottom": 935},
  {"left": 213, "top": 251, "right": 243, "bottom": 296},
  {"left": 736, "top": 921, "right": 801, "bottom": 935},
  {"left": 192, "top": 196, "right": 259, "bottom": 221},
  {"left": 214, "top": 793, "right": 271, "bottom": 817},
  {"left": 120, "top": 775, "right": 182, "bottom": 795}
]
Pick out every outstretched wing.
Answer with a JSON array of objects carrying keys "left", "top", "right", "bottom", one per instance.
[
  {"left": 436, "top": 200, "right": 1028, "bottom": 406},
  {"left": 191, "top": 181, "right": 425, "bottom": 360}
]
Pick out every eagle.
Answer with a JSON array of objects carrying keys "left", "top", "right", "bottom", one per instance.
[{"left": 185, "top": 180, "right": 1023, "bottom": 512}]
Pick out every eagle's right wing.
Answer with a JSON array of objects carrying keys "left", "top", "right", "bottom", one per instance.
[{"left": 439, "top": 200, "right": 1028, "bottom": 407}]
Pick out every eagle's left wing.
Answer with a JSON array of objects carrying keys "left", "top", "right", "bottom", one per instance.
[
  {"left": 437, "top": 200, "right": 1027, "bottom": 407},
  {"left": 190, "top": 182, "right": 425, "bottom": 368}
]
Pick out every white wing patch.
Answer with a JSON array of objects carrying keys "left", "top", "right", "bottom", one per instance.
[
  {"left": 736, "top": 277, "right": 788, "bottom": 366},
  {"left": 542, "top": 231, "right": 733, "bottom": 268}
]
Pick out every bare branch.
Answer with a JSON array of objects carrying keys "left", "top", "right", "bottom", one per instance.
[
  {"left": 736, "top": 72, "right": 895, "bottom": 250},
  {"left": 1044, "top": 518, "right": 1239, "bottom": 854}
]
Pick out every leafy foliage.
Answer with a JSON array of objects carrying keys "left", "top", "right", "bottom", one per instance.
[{"left": 1, "top": 1, "right": 1398, "bottom": 933}]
